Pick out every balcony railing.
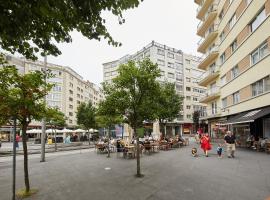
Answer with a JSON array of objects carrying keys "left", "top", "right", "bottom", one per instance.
[
  {"left": 197, "top": 24, "right": 218, "bottom": 47},
  {"left": 197, "top": 4, "right": 218, "bottom": 30},
  {"left": 200, "top": 66, "right": 219, "bottom": 80},
  {"left": 207, "top": 87, "right": 220, "bottom": 96}
]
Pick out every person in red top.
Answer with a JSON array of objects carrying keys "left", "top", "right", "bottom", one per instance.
[
  {"left": 15, "top": 134, "right": 20, "bottom": 149},
  {"left": 200, "top": 133, "right": 211, "bottom": 157}
]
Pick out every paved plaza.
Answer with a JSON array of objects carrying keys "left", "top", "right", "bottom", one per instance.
[{"left": 0, "top": 140, "right": 270, "bottom": 200}]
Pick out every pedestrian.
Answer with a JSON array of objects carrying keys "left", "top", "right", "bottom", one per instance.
[
  {"left": 224, "top": 131, "right": 236, "bottom": 158},
  {"left": 200, "top": 133, "right": 211, "bottom": 157},
  {"left": 15, "top": 134, "right": 20, "bottom": 149},
  {"left": 217, "top": 143, "right": 223, "bottom": 158}
]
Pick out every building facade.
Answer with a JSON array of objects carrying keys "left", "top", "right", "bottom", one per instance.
[
  {"left": 4, "top": 55, "right": 103, "bottom": 128},
  {"left": 195, "top": 0, "right": 270, "bottom": 141},
  {"left": 103, "top": 41, "right": 206, "bottom": 135}
]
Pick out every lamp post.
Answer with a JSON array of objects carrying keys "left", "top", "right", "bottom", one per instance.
[
  {"left": 12, "top": 117, "right": 17, "bottom": 200},
  {"left": 40, "top": 54, "right": 47, "bottom": 162}
]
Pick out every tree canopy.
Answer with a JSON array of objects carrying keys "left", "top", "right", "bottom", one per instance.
[
  {"left": 46, "top": 108, "right": 66, "bottom": 128},
  {"left": 102, "top": 59, "right": 160, "bottom": 176},
  {"left": 0, "top": 0, "right": 142, "bottom": 59},
  {"left": 155, "top": 82, "right": 183, "bottom": 124},
  {"left": 0, "top": 64, "right": 53, "bottom": 193},
  {"left": 76, "top": 101, "right": 96, "bottom": 132}
]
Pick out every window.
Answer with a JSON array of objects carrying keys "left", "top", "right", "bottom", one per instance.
[
  {"left": 186, "top": 68, "right": 190, "bottom": 73},
  {"left": 69, "top": 97, "right": 73, "bottom": 101},
  {"left": 220, "top": 53, "right": 226, "bottom": 64},
  {"left": 176, "top": 84, "right": 183, "bottom": 91},
  {"left": 144, "top": 50, "right": 150, "bottom": 58},
  {"left": 251, "top": 41, "right": 269, "bottom": 65},
  {"left": 222, "top": 98, "right": 227, "bottom": 108},
  {"left": 187, "top": 114, "right": 191, "bottom": 119},
  {"left": 233, "top": 91, "right": 240, "bottom": 104},
  {"left": 175, "top": 62, "right": 183, "bottom": 71},
  {"left": 193, "top": 97, "right": 198, "bottom": 102},
  {"left": 186, "top": 77, "right": 191, "bottom": 82},
  {"left": 175, "top": 54, "right": 183, "bottom": 61},
  {"left": 167, "top": 62, "right": 174, "bottom": 69},
  {"left": 229, "top": 13, "right": 236, "bottom": 29},
  {"left": 157, "top": 49, "right": 165, "bottom": 56},
  {"left": 176, "top": 73, "right": 183, "bottom": 81},
  {"left": 211, "top": 101, "right": 217, "bottom": 114},
  {"left": 219, "top": 9, "right": 224, "bottom": 20},
  {"left": 69, "top": 119, "right": 73, "bottom": 124},
  {"left": 231, "top": 65, "right": 239, "bottom": 79},
  {"left": 160, "top": 71, "right": 165, "bottom": 76},
  {"left": 252, "top": 76, "right": 270, "bottom": 96},
  {"left": 157, "top": 59, "right": 165, "bottom": 66},
  {"left": 185, "top": 59, "right": 190, "bottom": 64},
  {"left": 230, "top": 40, "right": 237, "bottom": 53},
  {"left": 186, "top": 87, "right": 191, "bottom": 91},
  {"left": 221, "top": 75, "right": 226, "bottom": 86},
  {"left": 77, "top": 100, "right": 81, "bottom": 104},
  {"left": 168, "top": 52, "right": 174, "bottom": 59},
  {"left": 250, "top": 8, "right": 266, "bottom": 32},
  {"left": 69, "top": 112, "right": 73, "bottom": 116},
  {"left": 69, "top": 82, "right": 73, "bottom": 88},
  {"left": 53, "top": 85, "right": 62, "bottom": 92},
  {"left": 186, "top": 96, "right": 191, "bottom": 101},
  {"left": 69, "top": 105, "right": 73, "bottom": 109},
  {"left": 105, "top": 72, "right": 110, "bottom": 77},
  {"left": 186, "top": 105, "right": 191, "bottom": 109},
  {"left": 219, "top": 31, "right": 225, "bottom": 42},
  {"left": 168, "top": 72, "right": 175, "bottom": 78}
]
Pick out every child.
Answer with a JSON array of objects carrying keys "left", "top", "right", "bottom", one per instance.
[
  {"left": 217, "top": 143, "right": 223, "bottom": 158},
  {"left": 191, "top": 147, "right": 198, "bottom": 157}
]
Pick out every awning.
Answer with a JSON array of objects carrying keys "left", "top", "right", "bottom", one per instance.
[{"left": 226, "top": 107, "right": 270, "bottom": 125}]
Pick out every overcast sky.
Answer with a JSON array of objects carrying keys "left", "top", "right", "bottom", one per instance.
[{"left": 47, "top": 0, "right": 201, "bottom": 85}]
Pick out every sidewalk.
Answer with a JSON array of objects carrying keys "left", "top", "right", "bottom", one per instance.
[{"left": 0, "top": 139, "right": 269, "bottom": 200}]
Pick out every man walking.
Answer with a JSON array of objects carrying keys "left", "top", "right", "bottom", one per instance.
[{"left": 224, "top": 131, "right": 236, "bottom": 158}]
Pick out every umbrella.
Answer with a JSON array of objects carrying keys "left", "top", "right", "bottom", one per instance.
[
  {"left": 46, "top": 129, "right": 60, "bottom": 133},
  {"left": 58, "top": 128, "right": 73, "bottom": 133},
  {"left": 26, "top": 129, "right": 42, "bottom": 134},
  {"left": 152, "top": 120, "right": 161, "bottom": 140},
  {"left": 74, "top": 129, "right": 85, "bottom": 133}
]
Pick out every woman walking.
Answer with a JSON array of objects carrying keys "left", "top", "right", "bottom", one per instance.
[{"left": 200, "top": 133, "right": 211, "bottom": 157}]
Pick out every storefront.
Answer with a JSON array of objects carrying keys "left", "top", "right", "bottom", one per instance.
[
  {"left": 226, "top": 106, "right": 270, "bottom": 147},
  {"left": 207, "top": 117, "right": 228, "bottom": 139}
]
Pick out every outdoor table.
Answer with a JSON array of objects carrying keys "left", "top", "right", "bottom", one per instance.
[
  {"left": 150, "top": 143, "right": 160, "bottom": 152},
  {"left": 123, "top": 145, "right": 135, "bottom": 158},
  {"left": 159, "top": 141, "right": 169, "bottom": 151}
]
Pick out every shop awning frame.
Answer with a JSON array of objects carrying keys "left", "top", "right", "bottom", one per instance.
[{"left": 225, "top": 107, "right": 270, "bottom": 125}]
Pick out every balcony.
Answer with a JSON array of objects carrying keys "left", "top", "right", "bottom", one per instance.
[
  {"left": 198, "top": 46, "right": 219, "bottom": 70},
  {"left": 199, "top": 87, "right": 220, "bottom": 103},
  {"left": 195, "top": 0, "right": 203, "bottom": 5},
  {"left": 196, "top": 0, "right": 214, "bottom": 20},
  {"left": 199, "top": 107, "right": 222, "bottom": 120},
  {"left": 197, "top": 4, "right": 218, "bottom": 37},
  {"left": 198, "top": 66, "right": 220, "bottom": 87},
  {"left": 197, "top": 24, "right": 218, "bottom": 53}
]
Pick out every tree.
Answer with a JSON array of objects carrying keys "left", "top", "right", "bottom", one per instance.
[
  {"left": 76, "top": 101, "right": 96, "bottom": 145},
  {"left": 102, "top": 59, "right": 160, "bottom": 176},
  {"left": 0, "top": 0, "right": 142, "bottom": 59},
  {"left": 0, "top": 65, "right": 52, "bottom": 194},
  {"left": 46, "top": 108, "right": 66, "bottom": 151},
  {"left": 155, "top": 82, "right": 183, "bottom": 137},
  {"left": 193, "top": 110, "right": 200, "bottom": 134},
  {"left": 96, "top": 99, "right": 123, "bottom": 158}
]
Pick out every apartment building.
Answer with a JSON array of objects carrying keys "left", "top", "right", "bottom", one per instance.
[
  {"left": 103, "top": 41, "right": 206, "bottom": 135},
  {"left": 4, "top": 55, "right": 103, "bottom": 128},
  {"left": 195, "top": 0, "right": 270, "bottom": 141}
]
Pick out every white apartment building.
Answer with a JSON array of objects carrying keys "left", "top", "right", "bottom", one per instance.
[
  {"left": 4, "top": 55, "right": 103, "bottom": 128},
  {"left": 103, "top": 41, "right": 206, "bottom": 135}
]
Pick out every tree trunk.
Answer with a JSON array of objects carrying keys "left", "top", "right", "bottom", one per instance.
[
  {"left": 88, "top": 129, "right": 91, "bottom": 146},
  {"left": 54, "top": 128, "right": 57, "bottom": 152},
  {"left": 134, "top": 128, "right": 142, "bottom": 177},
  {"left": 107, "top": 128, "right": 110, "bottom": 158},
  {"left": 22, "top": 123, "right": 30, "bottom": 193}
]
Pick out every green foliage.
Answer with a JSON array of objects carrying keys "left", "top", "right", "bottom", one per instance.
[
  {"left": 102, "top": 59, "right": 161, "bottom": 132},
  {"left": 76, "top": 101, "right": 96, "bottom": 131},
  {"left": 155, "top": 82, "right": 183, "bottom": 124},
  {"left": 46, "top": 108, "right": 66, "bottom": 128},
  {"left": 192, "top": 110, "right": 200, "bottom": 132},
  {"left": 0, "top": 0, "right": 142, "bottom": 59}
]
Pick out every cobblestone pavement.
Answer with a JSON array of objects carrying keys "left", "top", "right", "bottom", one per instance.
[{"left": 0, "top": 139, "right": 269, "bottom": 200}]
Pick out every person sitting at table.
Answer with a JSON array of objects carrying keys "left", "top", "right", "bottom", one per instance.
[{"left": 144, "top": 139, "right": 151, "bottom": 151}]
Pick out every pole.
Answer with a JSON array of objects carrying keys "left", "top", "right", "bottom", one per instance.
[
  {"left": 12, "top": 117, "right": 17, "bottom": 200},
  {"left": 40, "top": 55, "right": 47, "bottom": 162}
]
